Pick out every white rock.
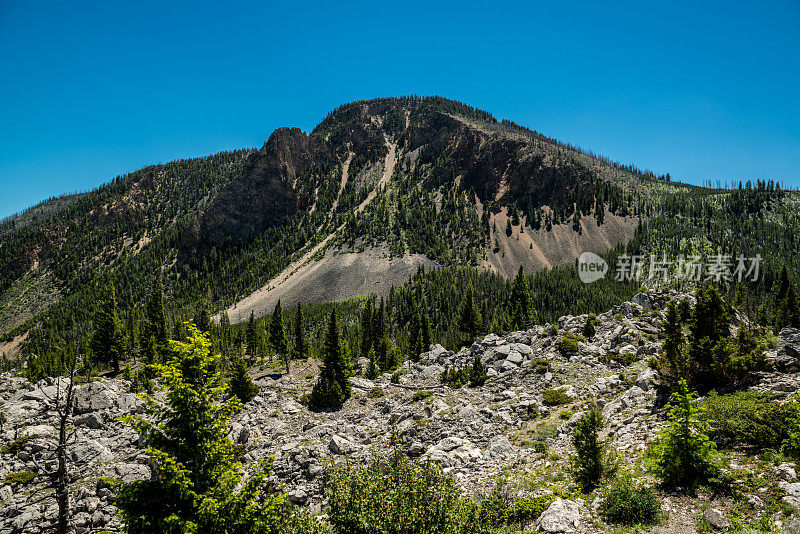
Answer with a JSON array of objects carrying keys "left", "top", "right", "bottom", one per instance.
[{"left": 537, "top": 498, "right": 580, "bottom": 533}]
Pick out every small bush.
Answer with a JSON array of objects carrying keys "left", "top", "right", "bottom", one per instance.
[
  {"left": 559, "top": 410, "right": 574, "bottom": 420},
  {"left": 326, "top": 449, "right": 488, "bottom": 533},
  {"left": 541, "top": 388, "right": 573, "bottom": 406},
  {"left": 4, "top": 470, "right": 36, "bottom": 485},
  {"left": 700, "top": 390, "right": 794, "bottom": 450},
  {"left": 600, "top": 477, "right": 660, "bottom": 526},
  {"left": 441, "top": 366, "right": 471, "bottom": 389},
  {"left": 229, "top": 357, "right": 259, "bottom": 403},
  {"left": 531, "top": 358, "right": 550, "bottom": 373},
  {"left": 411, "top": 390, "right": 434, "bottom": 402},
  {"left": 556, "top": 332, "right": 585, "bottom": 355},
  {"left": 783, "top": 395, "right": 800, "bottom": 459},
  {"left": 367, "top": 387, "right": 385, "bottom": 398},
  {"left": 511, "top": 494, "right": 556, "bottom": 523},
  {"left": 1, "top": 435, "right": 35, "bottom": 455}
]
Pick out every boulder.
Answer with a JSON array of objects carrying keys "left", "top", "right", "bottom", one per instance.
[
  {"left": 329, "top": 435, "right": 354, "bottom": 455},
  {"left": 702, "top": 508, "right": 731, "bottom": 530},
  {"left": 536, "top": 498, "right": 580, "bottom": 533},
  {"left": 74, "top": 382, "right": 117, "bottom": 414}
]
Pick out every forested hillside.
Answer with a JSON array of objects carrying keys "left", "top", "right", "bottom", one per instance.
[{"left": 1, "top": 96, "right": 799, "bottom": 378}]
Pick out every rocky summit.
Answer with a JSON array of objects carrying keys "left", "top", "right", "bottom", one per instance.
[{"left": 2, "top": 291, "right": 799, "bottom": 533}]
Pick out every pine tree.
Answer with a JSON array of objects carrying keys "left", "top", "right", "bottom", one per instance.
[
  {"left": 269, "top": 301, "right": 288, "bottom": 373},
  {"left": 458, "top": 286, "right": 481, "bottom": 342},
  {"left": 775, "top": 266, "right": 800, "bottom": 330},
  {"left": 246, "top": 311, "right": 259, "bottom": 357},
  {"left": 143, "top": 270, "right": 167, "bottom": 353},
  {"left": 311, "top": 310, "right": 351, "bottom": 408},
  {"left": 293, "top": 303, "right": 307, "bottom": 359},
  {"left": 229, "top": 354, "right": 259, "bottom": 404},
  {"left": 420, "top": 309, "right": 432, "bottom": 351},
  {"left": 662, "top": 300, "right": 686, "bottom": 378},
  {"left": 117, "top": 326, "right": 313, "bottom": 532},
  {"left": 360, "top": 300, "right": 373, "bottom": 357},
  {"left": 372, "top": 298, "right": 387, "bottom": 350},
  {"left": 505, "top": 218, "right": 512, "bottom": 236},
  {"left": 408, "top": 312, "right": 423, "bottom": 361},
  {"left": 90, "top": 281, "right": 124, "bottom": 373},
  {"left": 582, "top": 313, "right": 596, "bottom": 340},
  {"left": 509, "top": 264, "right": 531, "bottom": 329},
  {"left": 571, "top": 404, "right": 615, "bottom": 492},
  {"left": 647, "top": 380, "right": 724, "bottom": 488},
  {"left": 193, "top": 306, "right": 211, "bottom": 334},
  {"left": 364, "top": 346, "right": 379, "bottom": 380},
  {"left": 468, "top": 355, "right": 487, "bottom": 387}
]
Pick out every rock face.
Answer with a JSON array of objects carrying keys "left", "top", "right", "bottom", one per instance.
[{"left": 1, "top": 290, "right": 798, "bottom": 533}]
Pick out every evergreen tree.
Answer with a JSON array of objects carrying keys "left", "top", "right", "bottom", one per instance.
[
  {"left": 468, "top": 355, "right": 487, "bottom": 387},
  {"left": 582, "top": 313, "right": 596, "bottom": 340},
  {"left": 661, "top": 300, "right": 686, "bottom": 378},
  {"left": 90, "top": 281, "right": 124, "bottom": 373},
  {"left": 311, "top": 310, "right": 351, "bottom": 408},
  {"left": 647, "top": 379, "right": 724, "bottom": 488},
  {"left": 364, "top": 346, "right": 379, "bottom": 380},
  {"left": 246, "top": 311, "right": 259, "bottom": 357},
  {"left": 420, "top": 308, "right": 432, "bottom": 351},
  {"left": 372, "top": 298, "right": 387, "bottom": 349},
  {"left": 775, "top": 266, "right": 800, "bottom": 330},
  {"left": 505, "top": 218, "right": 512, "bottom": 236},
  {"left": 458, "top": 286, "right": 481, "bottom": 342},
  {"left": 269, "top": 301, "right": 288, "bottom": 373},
  {"left": 360, "top": 299, "right": 373, "bottom": 357},
  {"left": 143, "top": 270, "right": 168, "bottom": 353},
  {"left": 117, "top": 325, "right": 314, "bottom": 533},
  {"left": 229, "top": 354, "right": 259, "bottom": 404},
  {"left": 408, "top": 312, "right": 423, "bottom": 361},
  {"left": 193, "top": 306, "right": 211, "bottom": 334},
  {"left": 293, "top": 303, "right": 307, "bottom": 359},
  {"left": 571, "top": 404, "right": 615, "bottom": 492},
  {"left": 509, "top": 264, "right": 531, "bottom": 329},
  {"left": 688, "top": 282, "right": 729, "bottom": 380}
]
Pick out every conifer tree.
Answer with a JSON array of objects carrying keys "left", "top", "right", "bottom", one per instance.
[
  {"left": 364, "top": 346, "right": 379, "bottom": 380},
  {"left": 582, "top": 313, "right": 596, "bottom": 340},
  {"left": 458, "top": 286, "right": 481, "bottom": 342},
  {"left": 229, "top": 354, "right": 259, "bottom": 404},
  {"left": 311, "top": 310, "right": 351, "bottom": 408},
  {"left": 293, "top": 303, "right": 307, "bottom": 359},
  {"left": 193, "top": 306, "right": 211, "bottom": 334},
  {"left": 117, "top": 326, "right": 313, "bottom": 532},
  {"left": 420, "top": 308, "right": 432, "bottom": 351},
  {"left": 408, "top": 312, "right": 423, "bottom": 360},
  {"left": 246, "top": 311, "right": 259, "bottom": 357},
  {"left": 372, "top": 298, "right": 387, "bottom": 349},
  {"left": 775, "top": 266, "right": 800, "bottom": 330},
  {"left": 662, "top": 300, "right": 686, "bottom": 378},
  {"left": 469, "top": 355, "right": 487, "bottom": 387},
  {"left": 509, "top": 264, "right": 531, "bottom": 329},
  {"left": 571, "top": 404, "right": 616, "bottom": 492},
  {"left": 143, "top": 270, "right": 167, "bottom": 352},
  {"left": 269, "top": 301, "right": 288, "bottom": 373},
  {"left": 505, "top": 218, "right": 513, "bottom": 236},
  {"left": 360, "top": 299, "right": 373, "bottom": 357},
  {"left": 90, "top": 281, "right": 124, "bottom": 373}
]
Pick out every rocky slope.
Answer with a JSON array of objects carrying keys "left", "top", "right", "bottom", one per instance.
[{"left": 2, "top": 292, "right": 800, "bottom": 533}]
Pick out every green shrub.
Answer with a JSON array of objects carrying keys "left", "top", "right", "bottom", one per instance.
[
  {"left": 600, "top": 477, "right": 660, "bottom": 526},
  {"left": 647, "top": 380, "right": 725, "bottom": 489},
  {"left": 783, "top": 395, "right": 800, "bottom": 459},
  {"left": 1, "top": 435, "right": 35, "bottom": 455},
  {"left": 326, "top": 449, "right": 489, "bottom": 533},
  {"left": 541, "top": 388, "right": 573, "bottom": 406},
  {"left": 531, "top": 358, "right": 550, "bottom": 373},
  {"left": 367, "top": 387, "right": 385, "bottom": 399},
  {"left": 441, "top": 366, "right": 471, "bottom": 389},
  {"left": 700, "top": 390, "right": 794, "bottom": 450},
  {"left": 411, "top": 390, "right": 434, "bottom": 402},
  {"left": 556, "top": 332, "right": 585, "bottom": 355},
  {"left": 4, "top": 470, "right": 36, "bottom": 485},
  {"left": 511, "top": 494, "right": 556, "bottom": 523},
  {"left": 469, "top": 356, "right": 487, "bottom": 387},
  {"left": 229, "top": 356, "right": 259, "bottom": 403}
]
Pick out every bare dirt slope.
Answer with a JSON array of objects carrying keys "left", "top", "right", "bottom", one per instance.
[
  {"left": 483, "top": 208, "right": 637, "bottom": 278},
  {"left": 222, "top": 246, "right": 436, "bottom": 323}
]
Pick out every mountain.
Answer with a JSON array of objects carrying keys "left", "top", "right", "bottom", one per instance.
[{"left": 1, "top": 96, "right": 799, "bottom": 362}]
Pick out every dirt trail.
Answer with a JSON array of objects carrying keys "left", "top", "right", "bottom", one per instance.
[{"left": 217, "top": 140, "right": 398, "bottom": 323}]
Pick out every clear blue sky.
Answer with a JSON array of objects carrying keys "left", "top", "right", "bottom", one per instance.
[{"left": 1, "top": 0, "right": 798, "bottom": 219}]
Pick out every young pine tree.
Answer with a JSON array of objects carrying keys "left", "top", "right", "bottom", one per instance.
[
  {"left": 509, "top": 264, "right": 531, "bottom": 330},
  {"left": 360, "top": 299, "right": 374, "bottom": 357},
  {"left": 229, "top": 354, "right": 259, "bottom": 404},
  {"left": 90, "top": 281, "right": 124, "bottom": 373},
  {"left": 468, "top": 355, "right": 487, "bottom": 387},
  {"left": 311, "top": 310, "right": 351, "bottom": 408},
  {"left": 143, "top": 269, "right": 168, "bottom": 351},
  {"left": 269, "top": 301, "right": 289, "bottom": 373},
  {"left": 661, "top": 300, "right": 686, "bottom": 379},
  {"left": 458, "top": 286, "right": 481, "bottom": 343},
  {"left": 246, "top": 311, "right": 260, "bottom": 357},
  {"left": 647, "top": 379, "right": 724, "bottom": 488},
  {"left": 582, "top": 313, "right": 596, "bottom": 340},
  {"left": 571, "top": 404, "right": 616, "bottom": 492},
  {"left": 293, "top": 303, "right": 307, "bottom": 359},
  {"left": 117, "top": 325, "right": 317, "bottom": 533}
]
